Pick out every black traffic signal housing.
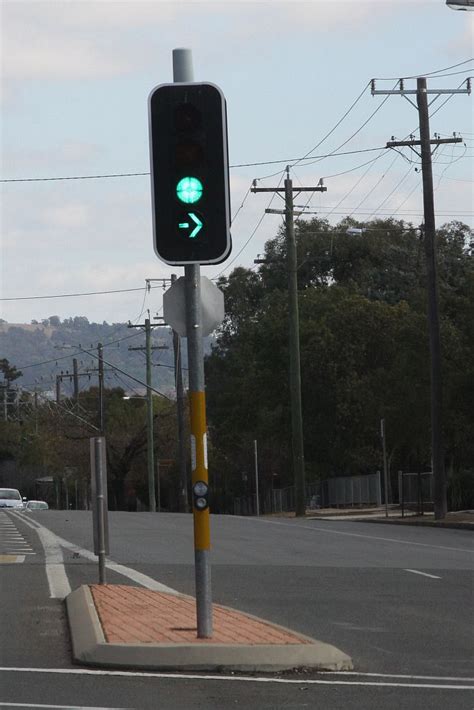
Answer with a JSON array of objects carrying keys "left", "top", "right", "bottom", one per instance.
[{"left": 148, "top": 82, "right": 231, "bottom": 265}]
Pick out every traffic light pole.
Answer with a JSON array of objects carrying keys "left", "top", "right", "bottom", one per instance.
[{"left": 173, "top": 48, "right": 213, "bottom": 639}]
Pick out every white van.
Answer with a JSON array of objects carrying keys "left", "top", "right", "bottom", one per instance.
[{"left": 0, "top": 488, "right": 25, "bottom": 509}]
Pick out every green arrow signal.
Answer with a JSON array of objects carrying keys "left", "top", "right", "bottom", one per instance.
[{"left": 179, "top": 212, "right": 203, "bottom": 239}]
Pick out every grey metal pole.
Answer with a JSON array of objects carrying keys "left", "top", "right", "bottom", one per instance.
[
  {"left": 145, "top": 318, "right": 157, "bottom": 512},
  {"left": 173, "top": 47, "right": 213, "bottom": 638},
  {"left": 156, "top": 460, "right": 161, "bottom": 513},
  {"left": 381, "top": 418, "right": 389, "bottom": 518},
  {"left": 417, "top": 77, "right": 447, "bottom": 521},
  {"left": 94, "top": 437, "right": 107, "bottom": 585},
  {"left": 63, "top": 477, "right": 69, "bottom": 511},
  {"left": 285, "top": 166, "right": 306, "bottom": 517},
  {"left": 254, "top": 439, "right": 260, "bottom": 516},
  {"left": 171, "top": 273, "right": 189, "bottom": 513}
]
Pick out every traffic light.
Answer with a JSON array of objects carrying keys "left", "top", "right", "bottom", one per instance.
[{"left": 148, "top": 82, "right": 232, "bottom": 265}]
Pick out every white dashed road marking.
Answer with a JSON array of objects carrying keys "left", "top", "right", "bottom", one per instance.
[{"left": 404, "top": 568, "right": 442, "bottom": 579}]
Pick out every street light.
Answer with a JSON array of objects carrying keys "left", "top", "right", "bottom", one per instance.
[{"left": 446, "top": 0, "right": 474, "bottom": 9}]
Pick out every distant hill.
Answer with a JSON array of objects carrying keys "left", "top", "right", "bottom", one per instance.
[{"left": 0, "top": 317, "right": 181, "bottom": 397}]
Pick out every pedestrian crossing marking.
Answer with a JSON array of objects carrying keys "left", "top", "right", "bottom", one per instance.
[{"left": 0, "top": 555, "right": 25, "bottom": 563}]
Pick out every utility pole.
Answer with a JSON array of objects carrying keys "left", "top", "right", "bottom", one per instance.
[
  {"left": 98, "top": 343, "right": 105, "bottom": 435},
  {"left": 148, "top": 275, "right": 189, "bottom": 513},
  {"left": 34, "top": 390, "right": 38, "bottom": 435},
  {"left": 56, "top": 375, "right": 61, "bottom": 404},
  {"left": 128, "top": 319, "right": 169, "bottom": 513},
  {"left": 145, "top": 319, "right": 156, "bottom": 512},
  {"left": 372, "top": 76, "right": 470, "bottom": 520},
  {"left": 171, "top": 273, "right": 189, "bottom": 513},
  {"left": 380, "top": 418, "right": 389, "bottom": 517},
  {"left": 251, "top": 166, "right": 326, "bottom": 517},
  {"left": 56, "top": 365, "right": 97, "bottom": 402},
  {"left": 73, "top": 358, "right": 79, "bottom": 403}
]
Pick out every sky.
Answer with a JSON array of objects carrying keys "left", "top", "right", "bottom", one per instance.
[{"left": 1, "top": 0, "right": 473, "bottom": 326}]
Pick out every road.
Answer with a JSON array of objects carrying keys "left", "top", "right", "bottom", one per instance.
[{"left": 0, "top": 509, "right": 472, "bottom": 709}]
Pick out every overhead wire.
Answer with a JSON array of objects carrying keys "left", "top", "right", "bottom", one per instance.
[
  {"left": 344, "top": 151, "right": 401, "bottom": 218},
  {"left": 388, "top": 176, "right": 421, "bottom": 219},
  {"left": 0, "top": 147, "right": 389, "bottom": 184},
  {"left": 0, "top": 284, "right": 163, "bottom": 302},
  {"left": 366, "top": 164, "right": 415, "bottom": 221},
  {"left": 224, "top": 79, "right": 401, "bottom": 276},
  {"left": 215, "top": 168, "right": 287, "bottom": 277},
  {"left": 372, "top": 58, "right": 473, "bottom": 80}
]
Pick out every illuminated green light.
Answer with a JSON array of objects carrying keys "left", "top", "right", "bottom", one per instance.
[{"left": 176, "top": 176, "right": 203, "bottom": 204}]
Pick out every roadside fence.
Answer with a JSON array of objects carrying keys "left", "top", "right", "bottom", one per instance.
[{"left": 233, "top": 472, "right": 383, "bottom": 515}]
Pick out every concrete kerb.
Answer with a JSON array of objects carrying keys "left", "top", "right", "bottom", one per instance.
[
  {"left": 359, "top": 518, "right": 474, "bottom": 531},
  {"left": 66, "top": 585, "right": 353, "bottom": 673}
]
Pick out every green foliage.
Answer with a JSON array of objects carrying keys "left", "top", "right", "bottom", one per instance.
[
  {"left": 205, "top": 218, "right": 473, "bottom": 507},
  {"left": 0, "top": 358, "right": 22, "bottom": 383}
]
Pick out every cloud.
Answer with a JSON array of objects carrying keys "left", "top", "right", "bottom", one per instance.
[
  {"left": 1, "top": 1, "right": 396, "bottom": 82},
  {"left": 445, "top": 15, "right": 474, "bottom": 55}
]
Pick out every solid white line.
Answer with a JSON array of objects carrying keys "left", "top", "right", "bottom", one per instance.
[
  {"left": 0, "top": 667, "right": 473, "bottom": 690},
  {"left": 259, "top": 518, "right": 474, "bottom": 554},
  {"left": 0, "top": 704, "right": 131, "bottom": 709},
  {"left": 319, "top": 671, "right": 474, "bottom": 681},
  {"left": 11, "top": 513, "right": 71, "bottom": 599},
  {"left": 404, "top": 568, "right": 442, "bottom": 579},
  {"left": 9, "top": 512, "right": 180, "bottom": 595}
]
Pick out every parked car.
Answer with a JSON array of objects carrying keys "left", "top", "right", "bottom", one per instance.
[
  {"left": 0, "top": 488, "right": 25, "bottom": 509},
  {"left": 24, "top": 500, "right": 49, "bottom": 511}
]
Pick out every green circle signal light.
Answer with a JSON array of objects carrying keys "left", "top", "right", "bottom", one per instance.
[{"left": 176, "top": 176, "right": 203, "bottom": 204}]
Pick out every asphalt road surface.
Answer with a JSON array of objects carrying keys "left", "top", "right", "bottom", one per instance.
[{"left": 0, "top": 509, "right": 473, "bottom": 709}]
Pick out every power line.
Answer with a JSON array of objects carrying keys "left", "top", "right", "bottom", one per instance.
[
  {"left": 0, "top": 147, "right": 389, "bottom": 184},
  {"left": 372, "top": 58, "right": 473, "bottom": 81},
  {"left": 0, "top": 284, "right": 166, "bottom": 302},
  {"left": 239, "top": 84, "right": 398, "bottom": 261},
  {"left": 16, "top": 329, "right": 145, "bottom": 371},
  {"left": 216, "top": 170, "right": 287, "bottom": 276},
  {"left": 289, "top": 80, "right": 372, "bottom": 170}
]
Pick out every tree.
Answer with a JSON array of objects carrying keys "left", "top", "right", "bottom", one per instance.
[
  {"left": 0, "top": 359, "right": 22, "bottom": 385},
  {"left": 204, "top": 218, "right": 473, "bottom": 511}
]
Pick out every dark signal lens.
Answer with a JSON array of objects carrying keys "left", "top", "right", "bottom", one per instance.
[
  {"left": 176, "top": 140, "right": 203, "bottom": 167},
  {"left": 174, "top": 103, "right": 201, "bottom": 131}
]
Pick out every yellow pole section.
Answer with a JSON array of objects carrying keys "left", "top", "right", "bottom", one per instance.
[{"left": 190, "top": 390, "right": 210, "bottom": 551}]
